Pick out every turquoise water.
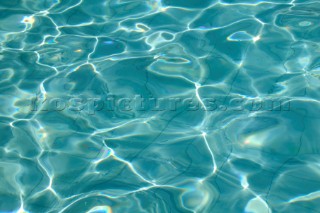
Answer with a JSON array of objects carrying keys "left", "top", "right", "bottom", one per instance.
[{"left": 0, "top": 0, "right": 320, "bottom": 212}]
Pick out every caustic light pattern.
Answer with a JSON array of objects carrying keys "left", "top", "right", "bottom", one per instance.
[{"left": 0, "top": 0, "right": 320, "bottom": 212}]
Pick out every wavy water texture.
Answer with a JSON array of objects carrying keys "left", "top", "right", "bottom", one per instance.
[{"left": 0, "top": 0, "right": 320, "bottom": 212}]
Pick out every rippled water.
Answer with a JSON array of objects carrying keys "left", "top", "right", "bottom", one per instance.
[{"left": 1, "top": 0, "right": 320, "bottom": 212}]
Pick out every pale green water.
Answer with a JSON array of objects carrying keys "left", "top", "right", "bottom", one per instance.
[{"left": 0, "top": 0, "right": 320, "bottom": 212}]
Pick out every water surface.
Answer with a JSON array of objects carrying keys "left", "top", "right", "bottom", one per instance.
[{"left": 0, "top": 0, "right": 320, "bottom": 212}]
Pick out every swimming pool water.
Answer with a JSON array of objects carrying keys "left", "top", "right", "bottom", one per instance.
[{"left": 0, "top": 0, "right": 320, "bottom": 212}]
